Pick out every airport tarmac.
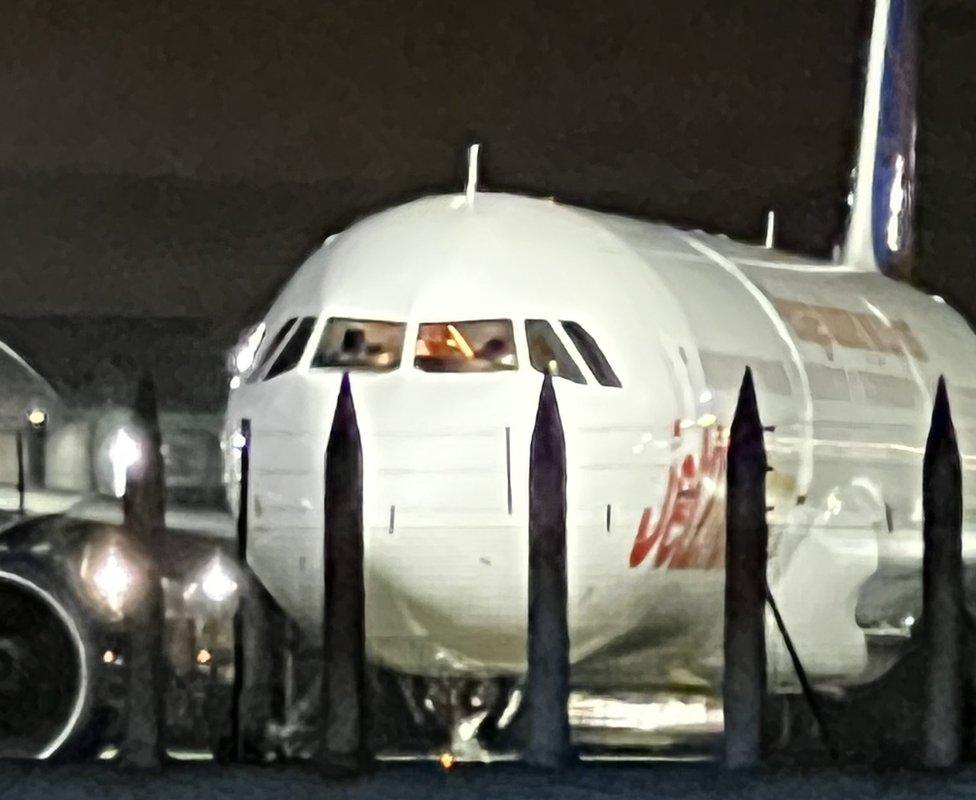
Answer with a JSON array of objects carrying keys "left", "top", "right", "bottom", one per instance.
[{"left": 0, "top": 759, "right": 966, "bottom": 800}]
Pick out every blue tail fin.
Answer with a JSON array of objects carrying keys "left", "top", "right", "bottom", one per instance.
[{"left": 841, "top": 0, "right": 917, "bottom": 278}]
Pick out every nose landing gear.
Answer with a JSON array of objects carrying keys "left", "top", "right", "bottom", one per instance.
[{"left": 412, "top": 677, "right": 519, "bottom": 762}]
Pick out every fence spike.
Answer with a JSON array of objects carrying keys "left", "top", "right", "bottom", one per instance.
[
  {"left": 922, "top": 376, "right": 963, "bottom": 769},
  {"left": 318, "top": 372, "right": 370, "bottom": 775},
  {"left": 227, "top": 418, "right": 279, "bottom": 762},
  {"left": 119, "top": 371, "right": 167, "bottom": 769},
  {"left": 723, "top": 367, "right": 768, "bottom": 769},
  {"left": 525, "top": 374, "right": 575, "bottom": 769}
]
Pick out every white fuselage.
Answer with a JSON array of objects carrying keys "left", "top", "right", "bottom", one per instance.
[{"left": 224, "top": 192, "right": 976, "bottom": 693}]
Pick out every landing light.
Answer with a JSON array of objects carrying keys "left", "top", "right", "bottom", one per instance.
[
  {"left": 26, "top": 407, "right": 48, "bottom": 428},
  {"left": 233, "top": 322, "right": 266, "bottom": 374}
]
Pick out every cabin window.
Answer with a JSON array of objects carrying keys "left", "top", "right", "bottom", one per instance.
[
  {"left": 525, "top": 320, "right": 586, "bottom": 383},
  {"left": 561, "top": 321, "right": 622, "bottom": 387},
  {"left": 753, "top": 360, "right": 792, "bottom": 396},
  {"left": 264, "top": 317, "right": 317, "bottom": 380},
  {"left": 247, "top": 317, "right": 297, "bottom": 383},
  {"left": 858, "top": 372, "right": 917, "bottom": 408},
  {"left": 313, "top": 318, "right": 406, "bottom": 371},
  {"left": 699, "top": 350, "right": 745, "bottom": 390},
  {"left": 414, "top": 319, "right": 518, "bottom": 373},
  {"left": 806, "top": 364, "right": 851, "bottom": 401}
]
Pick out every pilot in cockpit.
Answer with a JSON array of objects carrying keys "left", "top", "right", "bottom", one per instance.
[{"left": 340, "top": 327, "right": 368, "bottom": 361}]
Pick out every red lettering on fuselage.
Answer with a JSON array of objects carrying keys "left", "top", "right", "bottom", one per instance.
[{"left": 629, "top": 423, "right": 727, "bottom": 570}]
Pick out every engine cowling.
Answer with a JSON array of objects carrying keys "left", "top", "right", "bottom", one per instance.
[{"left": 0, "top": 571, "right": 89, "bottom": 758}]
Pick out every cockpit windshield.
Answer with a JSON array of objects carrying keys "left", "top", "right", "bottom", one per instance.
[
  {"left": 414, "top": 319, "right": 518, "bottom": 373},
  {"left": 313, "top": 317, "right": 406, "bottom": 371}
]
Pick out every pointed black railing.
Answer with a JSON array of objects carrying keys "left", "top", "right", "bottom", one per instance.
[
  {"left": 317, "top": 372, "right": 370, "bottom": 775},
  {"left": 524, "top": 374, "right": 574, "bottom": 769},
  {"left": 921, "top": 376, "right": 963, "bottom": 769},
  {"left": 119, "top": 372, "right": 167, "bottom": 769},
  {"left": 228, "top": 418, "right": 280, "bottom": 762},
  {"left": 229, "top": 418, "right": 251, "bottom": 762},
  {"left": 723, "top": 367, "right": 768, "bottom": 769}
]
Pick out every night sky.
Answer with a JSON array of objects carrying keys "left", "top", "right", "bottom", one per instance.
[{"left": 0, "top": 0, "right": 973, "bottom": 407}]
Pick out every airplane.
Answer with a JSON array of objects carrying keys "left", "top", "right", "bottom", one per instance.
[{"left": 223, "top": 0, "right": 975, "bottom": 753}]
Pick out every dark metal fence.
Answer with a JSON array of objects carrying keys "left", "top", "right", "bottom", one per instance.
[
  {"left": 119, "top": 373, "right": 167, "bottom": 769},
  {"left": 108, "top": 367, "right": 970, "bottom": 772}
]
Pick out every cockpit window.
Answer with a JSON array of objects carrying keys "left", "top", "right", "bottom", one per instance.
[
  {"left": 312, "top": 318, "right": 406, "bottom": 371},
  {"left": 414, "top": 320, "right": 518, "bottom": 373},
  {"left": 247, "top": 317, "right": 297, "bottom": 383},
  {"left": 561, "top": 321, "right": 622, "bottom": 387},
  {"left": 264, "top": 317, "right": 317, "bottom": 380},
  {"left": 525, "top": 320, "right": 586, "bottom": 383}
]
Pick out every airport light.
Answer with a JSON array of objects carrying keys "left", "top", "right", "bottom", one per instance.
[
  {"left": 26, "top": 407, "right": 47, "bottom": 428},
  {"left": 200, "top": 557, "right": 237, "bottom": 603},
  {"left": 80, "top": 535, "right": 144, "bottom": 620},
  {"left": 90, "top": 547, "right": 134, "bottom": 615},
  {"left": 183, "top": 554, "right": 239, "bottom": 605},
  {"left": 107, "top": 428, "right": 141, "bottom": 499}
]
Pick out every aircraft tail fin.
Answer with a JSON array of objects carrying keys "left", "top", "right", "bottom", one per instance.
[{"left": 841, "top": 0, "right": 917, "bottom": 278}]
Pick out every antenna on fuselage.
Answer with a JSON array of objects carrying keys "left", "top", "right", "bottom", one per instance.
[
  {"left": 465, "top": 143, "right": 481, "bottom": 204},
  {"left": 764, "top": 210, "right": 776, "bottom": 249}
]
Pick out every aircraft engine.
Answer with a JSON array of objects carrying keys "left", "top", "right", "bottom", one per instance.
[{"left": 0, "top": 572, "right": 89, "bottom": 759}]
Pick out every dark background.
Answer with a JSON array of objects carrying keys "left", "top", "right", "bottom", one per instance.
[{"left": 0, "top": 0, "right": 971, "bottom": 410}]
